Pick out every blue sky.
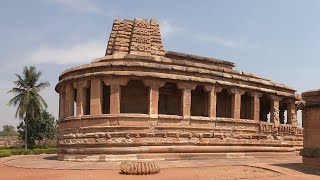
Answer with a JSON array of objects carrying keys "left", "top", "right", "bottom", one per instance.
[{"left": 1, "top": 0, "right": 319, "bottom": 128}]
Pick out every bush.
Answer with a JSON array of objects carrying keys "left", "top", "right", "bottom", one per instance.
[
  {"left": 0, "top": 146, "right": 12, "bottom": 150},
  {"left": 0, "top": 144, "right": 56, "bottom": 150},
  {"left": 11, "top": 149, "right": 33, "bottom": 155},
  {"left": 0, "top": 148, "right": 57, "bottom": 158},
  {"left": 0, "top": 150, "right": 12, "bottom": 158},
  {"left": 32, "top": 148, "right": 56, "bottom": 154}
]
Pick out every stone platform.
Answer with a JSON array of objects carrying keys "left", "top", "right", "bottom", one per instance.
[
  {"left": 0, "top": 154, "right": 312, "bottom": 171},
  {"left": 1, "top": 154, "right": 320, "bottom": 180}
]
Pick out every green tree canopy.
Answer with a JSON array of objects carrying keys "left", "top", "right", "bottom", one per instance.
[
  {"left": 7, "top": 66, "right": 50, "bottom": 149},
  {"left": 18, "top": 110, "right": 57, "bottom": 147}
]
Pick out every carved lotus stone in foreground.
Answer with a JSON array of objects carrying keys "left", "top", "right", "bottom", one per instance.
[{"left": 120, "top": 161, "right": 160, "bottom": 175}]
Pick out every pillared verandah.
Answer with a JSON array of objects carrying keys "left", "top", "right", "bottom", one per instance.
[{"left": 56, "top": 18, "right": 304, "bottom": 161}]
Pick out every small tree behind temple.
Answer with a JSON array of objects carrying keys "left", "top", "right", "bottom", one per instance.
[{"left": 17, "top": 110, "right": 57, "bottom": 147}]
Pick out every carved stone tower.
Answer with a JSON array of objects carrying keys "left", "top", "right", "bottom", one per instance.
[{"left": 106, "top": 18, "right": 165, "bottom": 56}]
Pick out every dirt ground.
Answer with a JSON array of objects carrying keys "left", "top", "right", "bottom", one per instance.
[
  {"left": 0, "top": 155, "right": 319, "bottom": 180},
  {"left": 0, "top": 164, "right": 282, "bottom": 180}
]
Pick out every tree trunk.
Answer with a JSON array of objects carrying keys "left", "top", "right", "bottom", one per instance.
[{"left": 25, "top": 119, "right": 28, "bottom": 149}]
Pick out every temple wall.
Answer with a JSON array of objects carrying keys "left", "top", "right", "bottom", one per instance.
[
  {"left": 56, "top": 77, "right": 303, "bottom": 161},
  {"left": 55, "top": 18, "right": 303, "bottom": 161},
  {"left": 301, "top": 90, "right": 320, "bottom": 167}
]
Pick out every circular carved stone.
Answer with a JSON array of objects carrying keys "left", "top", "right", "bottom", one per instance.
[{"left": 120, "top": 161, "right": 160, "bottom": 175}]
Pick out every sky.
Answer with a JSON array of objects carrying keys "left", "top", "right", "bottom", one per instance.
[{"left": 1, "top": 0, "right": 319, "bottom": 129}]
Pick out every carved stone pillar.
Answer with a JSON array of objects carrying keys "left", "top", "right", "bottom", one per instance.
[
  {"left": 178, "top": 82, "right": 197, "bottom": 118},
  {"left": 249, "top": 92, "right": 263, "bottom": 121},
  {"left": 143, "top": 80, "right": 165, "bottom": 118},
  {"left": 270, "top": 95, "right": 281, "bottom": 125},
  {"left": 103, "top": 78, "right": 129, "bottom": 115},
  {"left": 287, "top": 99, "right": 297, "bottom": 126},
  {"left": 58, "top": 86, "right": 65, "bottom": 120},
  {"left": 65, "top": 83, "right": 75, "bottom": 117},
  {"left": 73, "top": 80, "right": 89, "bottom": 117},
  {"left": 204, "top": 85, "right": 223, "bottom": 119},
  {"left": 229, "top": 88, "right": 245, "bottom": 119},
  {"left": 90, "top": 79, "right": 102, "bottom": 115}
]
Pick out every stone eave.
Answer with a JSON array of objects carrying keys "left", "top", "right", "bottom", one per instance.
[
  {"left": 302, "top": 89, "right": 320, "bottom": 97},
  {"left": 55, "top": 59, "right": 296, "bottom": 97},
  {"left": 165, "top": 51, "right": 235, "bottom": 69}
]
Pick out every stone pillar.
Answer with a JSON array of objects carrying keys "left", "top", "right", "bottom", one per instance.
[
  {"left": 143, "top": 80, "right": 165, "bottom": 118},
  {"left": 103, "top": 78, "right": 129, "bottom": 115},
  {"left": 229, "top": 88, "right": 245, "bottom": 119},
  {"left": 301, "top": 89, "right": 320, "bottom": 167},
  {"left": 287, "top": 99, "right": 297, "bottom": 126},
  {"left": 73, "top": 80, "right": 89, "bottom": 117},
  {"left": 249, "top": 92, "right": 263, "bottom": 121},
  {"left": 204, "top": 85, "right": 223, "bottom": 119},
  {"left": 90, "top": 79, "right": 102, "bottom": 115},
  {"left": 58, "top": 86, "right": 65, "bottom": 120},
  {"left": 65, "top": 83, "right": 75, "bottom": 117},
  {"left": 270, "top": 95, "right": 281, "bottom": 125},
  {"left": 178, "top": 83, "right": 197, "bottom": 119}
]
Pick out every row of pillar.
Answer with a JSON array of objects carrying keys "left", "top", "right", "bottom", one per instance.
[{"left": 58, "top": 78, "right": 297, "bottom": 126}]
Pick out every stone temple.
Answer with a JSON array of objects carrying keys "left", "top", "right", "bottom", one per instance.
[{"left": 56, "top": 18, "right": 304, "bottom": 161}]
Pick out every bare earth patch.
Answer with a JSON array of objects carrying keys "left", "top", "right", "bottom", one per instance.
[{"left": 0, "top": 155, "right": 319, "bottom": 180}]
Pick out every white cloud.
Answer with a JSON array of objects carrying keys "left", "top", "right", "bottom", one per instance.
[
  {"left": 193, "top": 35, "right": 260, "bottom": 49},
  {"left": 49, "top": 0, "right": 116, "bottom": 17},
  {"left": 26, "top": 40, "right": 106, "bottom": 64},
  {"left": 159, "top": 19, "right": 182, "bottom": 38}
]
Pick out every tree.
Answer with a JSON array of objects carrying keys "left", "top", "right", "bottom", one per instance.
[
  {"left": 7, "top": 66, "right": 50, "bottom": 149},
  {"left": 0, "top": 125, "right": 19, "bottom": 136},
  {"left": 17, "top": 110, "right": 57, "bottom": 147}
]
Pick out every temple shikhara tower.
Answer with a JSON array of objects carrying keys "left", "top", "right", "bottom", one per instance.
[{"left": 56, "top": 18, "right": 304, "bottom": 161}]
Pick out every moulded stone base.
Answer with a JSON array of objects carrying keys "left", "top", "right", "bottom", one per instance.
[
  {"left": 58, "top": 145, "right": 299, "bottom": 162},
  {"left": 303, "top": 157, "right": 320, "bottom": 167},
  {"left": 58, "top": 151, "right": 300, "bottom": 162}
]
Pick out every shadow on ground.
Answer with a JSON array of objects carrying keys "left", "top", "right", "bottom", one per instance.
[
  {"left": 271, "top": 163, "right": 320, "bottom": 176},
  {"left": 43, "top": 156, "right": 57, "bottom": 160}
]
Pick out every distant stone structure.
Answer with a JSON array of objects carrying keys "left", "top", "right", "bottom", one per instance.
[
  {"left": 0, "top": 136, "right": 21, "bottom": 147},
  {"left": 56, "top": 18, "right": 304, "bottom": 161},
  {"left": 0, "top": 136, "right": 56, "bottom": 147},
  {"left": 301, "top": 90, "right": 320, "bottom": 167}
]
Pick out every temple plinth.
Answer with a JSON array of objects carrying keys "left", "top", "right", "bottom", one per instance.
[{"left": 55, "top": 18, "right": 303, "bottom": 161}]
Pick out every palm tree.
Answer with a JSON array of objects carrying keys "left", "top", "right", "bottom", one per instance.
[{"left": 8, "top": 66, "right": 50, "bottom": 149}]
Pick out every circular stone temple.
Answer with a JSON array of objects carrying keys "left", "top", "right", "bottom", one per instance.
[{"left": 55, "top": 18, "right": 304, "bottom": 161}]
